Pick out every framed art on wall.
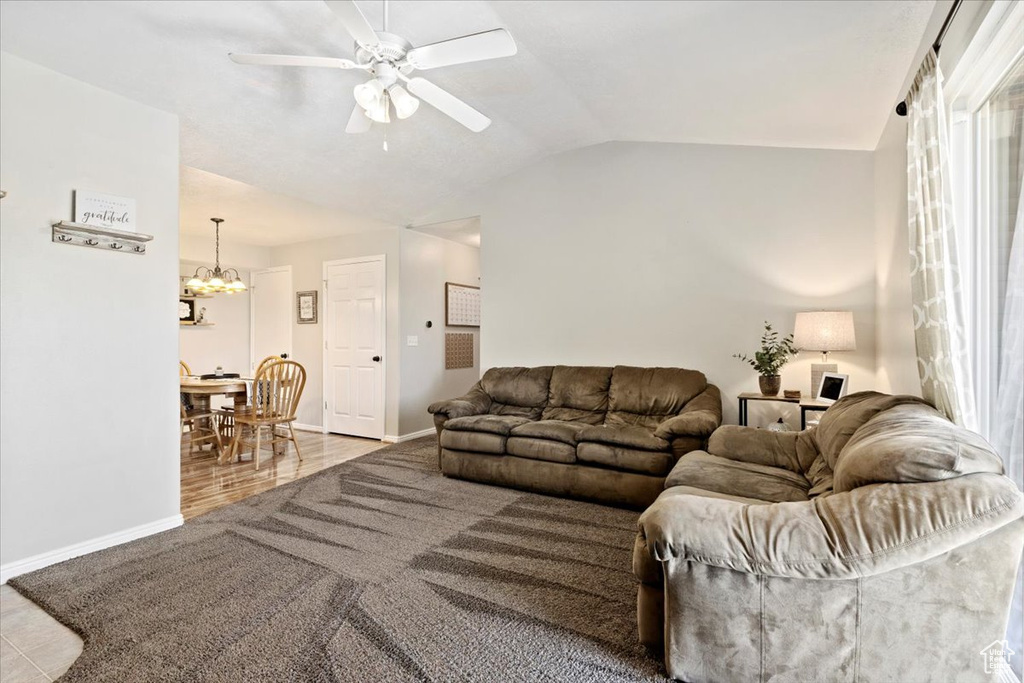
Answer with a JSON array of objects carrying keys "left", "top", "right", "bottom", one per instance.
[
  {"left": 296, "top": 290, "right": 318, "bottom": 324},
  {"left": 445, "top": 282, "right": 480, "bottom": 327}
]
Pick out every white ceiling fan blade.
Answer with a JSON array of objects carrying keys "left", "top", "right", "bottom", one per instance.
[
  {"left": 324, "top": 1, "right": 380, "bottom": 50},
  {"left": 345, "top": 105, "right": 372, "bottom": 133},
  {"left": 405, "top": 29, "right": 517, "bottom": 70},
  {"left": 229, "top": 53, "right": 362, "bottom": 69},
  {"left": 405, "top": 77, "right": 490, "bottom": 132}
]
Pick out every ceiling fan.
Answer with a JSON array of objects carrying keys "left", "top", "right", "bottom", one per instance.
[{"left": 229, "top": 0, "right": 517, "bottom": 138}]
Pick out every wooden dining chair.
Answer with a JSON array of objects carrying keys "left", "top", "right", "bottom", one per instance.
[
  {"left": 180, "top": 359, "right": 223, "bottom": 455},
  {"left": 228, "top": 360, "right": 306, "bottom": 470},
  {"left": 217, "top": 355, "right": 284, "bottom": 445}
]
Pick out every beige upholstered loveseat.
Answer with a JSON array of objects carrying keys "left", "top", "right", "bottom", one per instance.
[
  {"left": 428, "top": 366, "right": 722, "bottom": 508},
  {"left": 635, "top": 392, "right": 1024, "bottom": 682}
]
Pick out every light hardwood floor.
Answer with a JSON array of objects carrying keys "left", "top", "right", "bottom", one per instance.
[{"left": 181, "top": 428, "right": 387, "bottom": 520}]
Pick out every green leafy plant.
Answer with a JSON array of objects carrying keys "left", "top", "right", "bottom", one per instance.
[{"left": 734, "top": 322, "right": 798, "bottom": 377}]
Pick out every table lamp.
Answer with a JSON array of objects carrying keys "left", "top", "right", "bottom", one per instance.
[{"left": 793, "top": 311, "right": 856, "bottom": 395}]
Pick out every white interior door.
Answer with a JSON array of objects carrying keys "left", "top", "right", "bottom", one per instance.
[
  {"left": 324, "top": 257, "right": 385, "bottom": 439},
  {"left": 250, "top": 266, "right": 293, "bottom": 372}
]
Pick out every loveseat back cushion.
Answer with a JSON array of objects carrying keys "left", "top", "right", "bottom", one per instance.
[
  {"left": 605, "top": 366, "right": 707, "bottom": 430},
  {"left": 665, "top": 451, "right": 811, "bottom": 503},
  {"left": 481, "top": 366, "right": 554, "bottom": 419},
  {"left": 541, "top": 366, "right": 613, "bottom": 425},
  {"left": 815, "top": 391, "right": 932, "bottom": 469},
  {"left": 833, "top": 403, "right": 1004, "bottom": 492}
]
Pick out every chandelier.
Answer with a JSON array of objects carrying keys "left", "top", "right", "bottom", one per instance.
[{"left": 186, "top": 218, "right": 246, "bottom": 295}]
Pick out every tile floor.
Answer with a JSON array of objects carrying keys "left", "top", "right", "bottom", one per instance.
[{"left": 1, "top": 585, "right": 82, "bottom": 682}]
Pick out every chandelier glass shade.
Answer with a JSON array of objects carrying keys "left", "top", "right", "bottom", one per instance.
[{"left": 186, "top": 218, "right": 246, "bottom": 295}]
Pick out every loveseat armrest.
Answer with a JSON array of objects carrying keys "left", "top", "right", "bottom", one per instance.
[
  {"left": 638, "top": 473, "right": 1023, "bottom": 580},
  {"left": 653, "top": 384, "right": 722, "bottom": 440},
  {"left": 427, "top": 382, "right": 492, "bottom": 420},
  {"left": 706, "top": 425, "right": 817, "bottom": 474}
]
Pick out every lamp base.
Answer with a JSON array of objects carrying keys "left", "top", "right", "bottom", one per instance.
[{"left": 811, "top": 363, "right": 837, "bottom": 398}]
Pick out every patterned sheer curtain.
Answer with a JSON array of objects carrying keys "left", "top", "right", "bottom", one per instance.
[{"left": 906, "top": 49, "right": 978, "bottom": 430}]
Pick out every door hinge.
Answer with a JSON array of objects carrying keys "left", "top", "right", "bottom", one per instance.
[{"left": 324, "top": 400, "right": 328, "bottom": 410}]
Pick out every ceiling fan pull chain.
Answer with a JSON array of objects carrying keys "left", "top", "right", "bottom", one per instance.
[{"left": 383, "top": 90, "right": 390, "bottom": 151}]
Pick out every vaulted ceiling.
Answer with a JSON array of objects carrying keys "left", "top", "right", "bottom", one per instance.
[{"left": 1, "top": 1, "right": 934, "bottom": 232}]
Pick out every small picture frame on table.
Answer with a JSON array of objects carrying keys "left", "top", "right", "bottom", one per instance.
[
  {"left": 816, "top": 372, "right": 849, "bottom": 404},
  {"left": 296, "top": 290, "right": 318, "bottom": 324}
]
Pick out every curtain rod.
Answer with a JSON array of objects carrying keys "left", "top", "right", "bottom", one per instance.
[{"left": 895, "top": 0, "right": 964, "bottom": 116}]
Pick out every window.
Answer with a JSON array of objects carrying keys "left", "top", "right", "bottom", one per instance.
[{"left": 946, "top": 1, "right": 1024, "bottom": 443}]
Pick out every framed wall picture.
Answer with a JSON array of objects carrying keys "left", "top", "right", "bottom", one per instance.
[
  {"left": 815, "top": 372, "right": 849, "bottom": 404},
  {"left": 178, "top": 298, "right": 195, "bottom": 323},
  {"left": 296, "top": 290, "right": 318, "bottom": 324},
  {"left": 445, "top": 282, "right": 480, "bottom": 327},
  {"left": 74, "top": 190, "right": 136, "bottom": 232}
]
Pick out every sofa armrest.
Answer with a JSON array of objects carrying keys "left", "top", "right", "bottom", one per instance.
[
  {"left": 638, "top": 473, "right": 1023, "bottom": 580},
  {"left": 706, "top": 425, "right": 817, "bottom": 473},
  {"left": 654, "top": 384, "right": 722, "bottom": 440},
  {"left": 427, "top": 382, "right": 492, "bottom": 419}
]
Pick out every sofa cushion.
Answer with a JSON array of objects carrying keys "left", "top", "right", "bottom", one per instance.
[
  {"left": 439, "top": 430, "right": 506, "bottom": 454},
  {"left": 506, "top": 437, "right": 577, "bottom": 464},
  {"left": 577, "top": 442, "right": 674, "bottom": 476},
  {"left": 665, "top": 451, "right": 810, "bottom": 503},
  {"left": 541, "top": 366, "right": 612, "bottom": 425},
  {"left": 815, "top": 391, "right": 932, "bottom": 469},
  {"left": 511, "top": 420, "right": 588, "bottom": 445},
  {"left": 833, "top": 403, "right": 1004, "bottom": 492},
  {"left": 605, "top": 366, "right": 707, "bottom": 430},
  {"left": 578, "top": 425, "right": 670, "bottom": 451},
  {"left": 481, "top": 366, "right": 553, "bottom": 419},
  {"left": 444, "top": 414, "right": 531, "bottom": 436}
]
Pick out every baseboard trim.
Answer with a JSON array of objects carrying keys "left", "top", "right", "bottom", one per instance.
[
  {"left": 383, "top": 428, "right": 435, "bottom": 444},
  {"left": 292, "top": 422, "right": 326, "bottom": 434},
  {"left": 1, "top": 513, "right": 184, "bottom": 584}
]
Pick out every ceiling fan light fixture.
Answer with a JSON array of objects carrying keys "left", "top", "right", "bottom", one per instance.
[
  {"left": 389, "top": 85, "right": 419, "bottom": 119},
  {"left": 354, "top": 78, "right": 384, "bottom": 110},
  {"left": 366, "top": 99, "right": 391, "bottom": 123}
]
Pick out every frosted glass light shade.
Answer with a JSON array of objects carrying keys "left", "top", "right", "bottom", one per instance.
[
  {"left": 389, "top": 85, "right": 419, "bottom": 119},
  {"left": 354, "top": 79, "right": 384, "bottom": 110},
  {"left": 794, "top": 311, "right": 856, "bottom": 352}
]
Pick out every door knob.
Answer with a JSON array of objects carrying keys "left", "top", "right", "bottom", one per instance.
[
  {"left": 372, "top": 355, "right": 381, "bottom": 362},
  {"left": 281, "top": 353, "right": 289, "bottom": 359}
]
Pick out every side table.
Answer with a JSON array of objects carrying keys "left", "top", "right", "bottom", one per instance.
[{"left": 737, "top": 392, "right": 832, "bottom": 430}]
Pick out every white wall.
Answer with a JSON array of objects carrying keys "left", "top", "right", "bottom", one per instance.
[
  {"left": 399, "top": 230, "right": 481, "bottom": 435},
  {"left": 179, "top": 231, "right": 270, "bottom": 271},
  {"left": 463, "top": 141, "right": 876, "bottom": 426},
  {"left": 269, "top": 229, "right": 401, "bottom": 435},
  {"left": 0, "top": 52, "right": 181, "bottom": 572},
  {"left": 873, "top": 115, "right": 921, "bottom": 396}
]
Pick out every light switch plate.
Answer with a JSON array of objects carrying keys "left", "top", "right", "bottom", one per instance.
[{"left": 407, "top": 335, "right": 418, "bottom": 346}]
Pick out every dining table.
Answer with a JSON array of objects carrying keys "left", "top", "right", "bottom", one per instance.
[{"left": 180, "top": 376, "right": 249, "bottom": 464}]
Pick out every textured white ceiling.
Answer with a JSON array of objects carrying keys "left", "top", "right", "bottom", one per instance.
[
  {"left": 407, "top": 217, "right": 482, "bottom": 247},
  {"left": 180, "top": 166, "right": 391, "bottom": 245},
  {"left": 0, "top": 1, "right": 934, "bottom": 228}
]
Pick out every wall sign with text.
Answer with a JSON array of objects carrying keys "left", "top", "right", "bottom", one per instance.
[{"left": 74, "top": 190, "right": 136, "bottom": 232}]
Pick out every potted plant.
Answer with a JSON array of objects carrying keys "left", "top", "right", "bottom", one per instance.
[{"left": 734, "top": 322, "right": 798, "bottom": 396}]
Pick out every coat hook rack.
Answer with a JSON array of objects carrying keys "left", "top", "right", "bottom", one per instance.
[{"left": 51, "top": 221, "right": 154, "bottom": 255}]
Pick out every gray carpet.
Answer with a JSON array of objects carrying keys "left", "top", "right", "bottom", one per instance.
[{"left": 10, "top": 437, "right": 667, "bottom": 682}]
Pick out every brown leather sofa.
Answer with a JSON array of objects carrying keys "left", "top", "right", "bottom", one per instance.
[
  {"left": 427, "top": 366, "right": 722, "bottom": 508},
  {"left": 634, "top": 392, "right": 1024, "bottom": 682}
]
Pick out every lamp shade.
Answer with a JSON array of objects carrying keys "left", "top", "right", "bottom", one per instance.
[{"left": 793, "top": 311, "right": 856, "bottom": 352}]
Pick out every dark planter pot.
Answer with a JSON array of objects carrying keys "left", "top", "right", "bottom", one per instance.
[{"left": 759, "top": 375, "right": 782, "bottom": 396}]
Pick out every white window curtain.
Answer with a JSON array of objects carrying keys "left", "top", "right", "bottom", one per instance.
[
  {"left": 995, "top": 126, "right": 1024, "bottom": 683},
  {"left": 906, "top": 49, "right": 978, "bottom": 430}
]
